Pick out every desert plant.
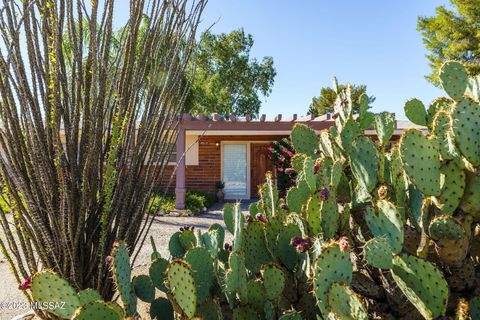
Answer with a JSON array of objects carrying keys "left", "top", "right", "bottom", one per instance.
[
  {"left": 28, "top": 61, "right": 480, "bottom": 320},
  {"left": 0, "top": 0, "right": 207, "bottom": 313}
]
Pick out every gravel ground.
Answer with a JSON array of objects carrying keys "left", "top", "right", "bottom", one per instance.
[{"left": 0, "top": 202, "right": 249, "bottom": 320}]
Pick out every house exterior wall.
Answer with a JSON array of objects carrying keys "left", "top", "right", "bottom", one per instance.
[{"left": 160, "top": 134, "right": 286, "bottom": 196}]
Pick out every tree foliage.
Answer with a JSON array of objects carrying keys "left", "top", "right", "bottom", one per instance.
[
  {"left": 0, "top": 0, "right": 206, "bottom": 305},
  {"left": 187, "top": 29, "right": 276, "bottom": 116},
  {"left": 418, "top": 0, "right": 480, "bottom": 85},
  {"left": 308, "top": 83, "right": 375, "bottom": 117}
]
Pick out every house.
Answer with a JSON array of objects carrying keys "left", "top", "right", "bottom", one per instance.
[{"left": 166, "top": 113, "right": 422, "bottom": 210}]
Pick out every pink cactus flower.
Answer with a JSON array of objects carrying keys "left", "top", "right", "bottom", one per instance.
[
  {"left": 18, "top": 277, "right": 31, "bottom": 290},
  {"left": 339, "top": 237, "right": 350, "bottom": 252}
]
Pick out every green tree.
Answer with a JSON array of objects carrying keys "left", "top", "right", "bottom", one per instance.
[
  {"left": 188, "top": 29, "right": 276, "bottom": 116},
  {"left": 308, "top": 83, "right": 375, "bottom": 117},
  {"left": 418, "top": 0, "right": 480, "bottom": 85}
]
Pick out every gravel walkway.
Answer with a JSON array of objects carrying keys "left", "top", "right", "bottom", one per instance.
[{"left": 0, "top": 201, "right": 250, "bottom": 320}]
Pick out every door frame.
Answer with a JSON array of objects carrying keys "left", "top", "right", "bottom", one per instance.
[{"left": 220, "top": 141, "right": 272, "bottom": 200}]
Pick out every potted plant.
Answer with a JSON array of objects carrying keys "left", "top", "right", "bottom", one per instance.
[{"left": 215, "top": 181, "right": 225, "bottom": 203}]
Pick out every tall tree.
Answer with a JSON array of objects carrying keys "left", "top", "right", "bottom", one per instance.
[
  {"left": 0, "top": 0, "right": 206, "bottom": 305},
  {"left": 418, "top": 0, "right": 480, "bottom": 85},
  {"left": 308, "top": 83, "right": 375, "bottom": 117},
  {"left": 188, "top": 29, "right": 276, "bottom": 116}
]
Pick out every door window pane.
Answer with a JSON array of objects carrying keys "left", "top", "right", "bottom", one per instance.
[{"left": 223, "top": 144, "right": 247, "bottom": 196}]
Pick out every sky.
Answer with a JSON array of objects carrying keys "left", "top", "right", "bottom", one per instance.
[
  {"left": 2, "top": 1, "right": 453, "bottom": 120},
  {"left": 114, "top": 0, "right": 451, "bottom": 119}
]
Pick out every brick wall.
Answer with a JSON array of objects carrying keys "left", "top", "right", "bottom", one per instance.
[{"left": 159, "top": 135, "right": 286, "bottom": 196}]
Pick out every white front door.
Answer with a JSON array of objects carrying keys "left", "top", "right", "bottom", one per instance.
[{"left": 222, "top": 143, "right": 249, "bottom": 199}]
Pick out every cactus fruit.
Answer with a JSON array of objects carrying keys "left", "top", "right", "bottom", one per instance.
[
  {"left": 110, "top": 241, "right": 137, "bottom": 316},
  {"left": 363, "top": 236, "right": 393, "bottom": 269},
  {"left": 73, "top": 301, "right": 122, "bottom": 320},
  {"left": 328, "top": 282, "right": 369, "bottom": 320},
  {"left": 375, "top": 112, "right": 395, "bottom": 146},
  {"left": 184, "top": 247, "right": 214, "bottom": 303},
  {"left": 291, "top": 124, "right": 318, "bottom": 157},
  {"left": 439, "top": 61, "right": 468, "bottom": 101},
  {"left": 428, "top": 216, "right": 465, "bottom": 240},
  {"left": 451, "top": 98, "right": 480, "bottom": 166},
  {"left": 365, "top": 201, "right": 404, "bottom": 254},
  {"left": 392, "top": 254, "right": 448, "bottom": 319},
  {"left": 399, "top": 129, "right": 441, "bottom": 196},
  {"left": 132, "top": 275, "right": 155, "bottom": 303},
  {"left": 166, "top": 259, "right": 197, "bottom": 318},
  {"left": 77, "top": 288, "right": 102, "bottom": 305},
  {"left": 350, "top": 136, "right": 378, "bottom": 192},
  {"left": 31, "top": 271, "right": 81, "bottom": 319},
  {"left": 149, "top": 257, "right": 169, "bottom": 292},
  {"left": 404, "top": 98, "right": 428, "bottom": 126},
  {"left": 149, "top": 298, "right": 174, "bottom": 320},
  {"left": 313, "top": 241, "right": 352, "bottom": 315}
]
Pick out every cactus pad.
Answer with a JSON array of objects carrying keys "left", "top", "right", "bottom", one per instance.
[
  {"left": 350, "top": 136, "right": 378, "bottom": 192},
  {"left": 428, "top": 215, "right": 465, "bottom": 240},
  {"left": 196, "top": 300, "right": 223, "bottom": 320},
  {"left": 276, "top": 223, "right": 301, "bottom": 270},
  {"left": 111, "top": 241, "right": 136, "bottom": 316},
  {"left": 374, "top": 112, "right": 395, "bottom": 145},
  {"left": 279, "top": 312, "right": 303, "bottom": 320},
  {"left": 439, "top": 61, "right": 468, "bottom": 101},
  {"left": 431, "top": 111, "right": 461, "bottom": 162},
  {"left": 168, "top": 232, "right": 186, "bottom": 259},
  {"left": 259, "top": 172, "right": 279, "bottom": 216},
  {"left": 399, "top": 129, "right": 441, "bottom": 196},
  {"left": 313, "top": 241, "right": 352, "bottom": 315},
  {"left": 77, "top": 288, "right": 102, "bottom": 305},
  {"left": 73, "top": 301, "right": 122, "bottom": 320},
  {"left": 201, "top": 223, "right": 225, "bottom": 258},
  {"left": 185, "top": 247, "right": 214, "bottom": 303},
  {"left": 291, "top": 124, "right": 318, "bottom": 157},
  {"left": 392, "top": 255, "right": 448, "bottom": 319},
  {"left": 319, "top": 130, "right": 335, "bottom": 159},
  {"left": 263, "top": 265, "right": 285, "bottom": 300},
  {"left": 226, "top": 252, "right": 248, "bottom": 302},
  {"left": 132, "top": 275, "right": 155, "bottom": 303},
  {"left": 286, "top": 180, "right": 310, "bottom": 214},
  {"left": 392, "top": 254, "right": 448, "bottom": 319},
  {"left": 452, "top": 98, "right": 480, "bottom": 166},
  {"left": 223, "top": 203, "right": 235, "bottom": 234},
  {"left": 149, "top": 257, "right": 169, "bottom": 292},
  {"left": 470, "top": 296, "right": 480, "bottom": 320},
  {"left": 247, "top": 280, "right": 265, "bottom": 313},
  {"left": 31, "top": 271, "right": 80, "bottom": 319},
  {"left": 265, "top": 216, "right": 282, "bottom": 258},
  {"left": 363, "top": 236, "right": 393, "bottom": 269},
  {"left": 365, "top": 201, "right": 404, "bottom": 254},
  {"left": 233, "top": 306, "right": 260, "bottom": 320},
  {"left": 166, "top": 259, "right": 197, "bottom": 318},
  {"left": 460, "top": 171, "right": 480, "bottom": 218},
  {"left": 336, "top": 119, "right": 360, "bottom": 154},
  {"left": 404, "top": 98, "right": 428, "bottom": 126},
  {"left": 149, "top": 297, "right": 174, "bottom": 320},
  {"left": 435, "top": 161, "right": 466, "bottom": 215},
  {"left": 328, "top": 282, "right": 369, "bottom": 320}
]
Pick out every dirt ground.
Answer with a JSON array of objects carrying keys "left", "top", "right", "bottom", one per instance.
[{"left": 0, "top": 202, "right": 247, "bottom": 320}]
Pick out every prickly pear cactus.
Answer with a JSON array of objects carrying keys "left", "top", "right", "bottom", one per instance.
[
  {"left": 404, "top": 98, "right": 428, "bottom": 126},
  {"left": 31, "top": 271, "right": 80, "bottom": 319},
  {"left": 132, "top": 275, "right": 155, "bottom": 303},
  {"left": 350, "top": 136, "right": 378, "bottom": 192},
  {"left": 111, "top": 241, "right": 137, "bottom": 316},
  {"left": 166, "top": 259, "right": 197, "bottom": 318},
  {"left": 291, "top": 124, "right": 318, "bottom": 157},
  {"left": 392, "top": 254, "right": 448, "bottom": 319},
  {"left": 439, "top": 61, "right": 468, "bottom": 101},
  {"left": 328, "top": 282, "right": 368, "bottom": 320},
  {"left": 262, "top": 264, "right": 285, "bottom": 300},
  {"left": 73, "top": 301, "right": 122, "bottom": 320},
  {"left": 399, "top": 129, "right": 441, "bottom": 196}
]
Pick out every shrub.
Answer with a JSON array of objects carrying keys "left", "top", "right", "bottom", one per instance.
[{"left": 186, "top": 190, "right": 215, "bottom": 215}]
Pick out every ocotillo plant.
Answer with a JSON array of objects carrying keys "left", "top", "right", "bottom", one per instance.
[{"left": 0, "top": 0, "right": 207, "bottom": 309}]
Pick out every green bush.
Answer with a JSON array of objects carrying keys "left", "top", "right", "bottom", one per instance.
[{"left": 148, "top": 190, "right": 214, "bottom": 215}]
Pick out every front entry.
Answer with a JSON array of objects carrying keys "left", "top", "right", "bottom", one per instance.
[
  {"left": 222, "top": 143, "right": 249, "bottom": 199},
  {"left": 251, "top": 143, "right": 276, "bottom": 197}
]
